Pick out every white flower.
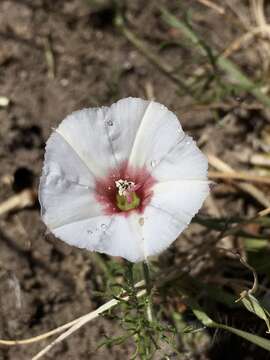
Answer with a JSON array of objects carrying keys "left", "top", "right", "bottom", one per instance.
[{"left": 39, "top": 97, "right": 209, "bottom": 262}]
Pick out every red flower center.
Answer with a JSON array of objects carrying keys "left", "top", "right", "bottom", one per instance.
[{"left": 94, "top": 161, "right": 156, "bottom": 217}]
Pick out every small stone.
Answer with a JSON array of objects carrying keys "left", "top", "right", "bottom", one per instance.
[
  {"left": 106, "top": 120, "right": 113, "bottom": 126},
  {"left": 60, "top": 78, "right": 69, "bottom": 87},
  {"left": 0, "top": 96, "right": 10, "bottom": 107},
  {"left": 150, "top": 160, "right": 156, "bottom": 168},
  {"left": 139, "top": 217, "right": 144, "bottom": 226}
]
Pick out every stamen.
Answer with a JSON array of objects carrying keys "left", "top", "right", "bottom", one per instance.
[
  {"left": 115, "top": 179, "right": 136, "bottom": 198},
  {"left": 115, "top": 179, "right": 140, "bottom": 211}
]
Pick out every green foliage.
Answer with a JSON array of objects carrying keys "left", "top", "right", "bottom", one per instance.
[
  {"left": 160, "top": 7, "right": 270, "bottom": 107},
  {"left": 98, "top": 261, "right": 177, "bottom": 359}
]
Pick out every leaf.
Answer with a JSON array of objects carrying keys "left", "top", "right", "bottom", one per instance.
[
  {"left": 188, "top": 300, "right": 270, "bottom": 351},
  {"left": 244, "top": 238, "right": 269, "bottom": 252},
  {"left": 217, "top": 323, "right": 270, "bottom": 351},
  {"left": 160, "top": 7, "right": 270, "bottom": 108},
  {"left": 241, "top": 294, "right": 270, "bottom": 333}
]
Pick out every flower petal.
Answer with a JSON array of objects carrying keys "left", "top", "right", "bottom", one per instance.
[
  {"left": 56, "top": 107, "right": 115, "bottom": 178},
  {"left": 106, "top": 97, "right": 149, "bottom": 165},
  {"left": 127, "top": 100, "right": 208, "bottom": 182},
  {"left": 94, "top": 213, "right": 145, "bottom": 262},
  {"left": 50, "top": 213, "right": 145, "bottom": 262},
  {"left": 128, "top": 101, "right": 183, "bottom": 170},
  {"left": 39, "top": 172, "right": 103, "bottom": 230},
  {"left": 42, "top": 131, "right": 95, "bottom": 186},
  {"left": 39, "top": 130, "right": 104, "bottom": 230},
  {"left": 141, "top": 181, "right": 209, "bottom": 257},
  {"left": 55, "top": 98, "right": 150, "bottom": 179},
  {"left": 151, "top": 136, "right": 208, "bottom": 182}
]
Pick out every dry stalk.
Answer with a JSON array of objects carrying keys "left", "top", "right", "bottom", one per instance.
[
  {"left": 0, "top": 281, "right": 145, "bottom": 352},
  {"left": 196, "top": 0, "right": 225, "bottom": 14},
  {"left": 208, "top": 170, "right": 270, "bottom": 185},
  {"left": 0, "top": 189, "right": 36, "bottom": 216},
  {"left": 31, "top": 288, "right": 146, "bottom": 360},
  {"left": 250, "top": 0, "right": 270, "bottom": 70},
  {"left": 208, "top": 154, "right": 270, "bottom": 208},
  {"left": 222, "top": 25, "right": 270, "bottom": 58}
]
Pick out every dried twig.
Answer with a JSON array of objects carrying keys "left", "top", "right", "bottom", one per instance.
[
  {"left": 0, "top": 281, "right": 145, "bottom": 347},
  {"left": 209, "top": 170, "right": 270, "bottom": 185},
  {"left": 144, "top": 81, "right": 155, "bottom": 101},
  {"left": 250, "top": 154, "right": 270, "bottom": 167},
  {"left": 222, "top": 25, "right": 270, "bottom": 58},
  {"left": 225, "top": 0, "right": 251, "bottom": 30},
  {"left": 31, "top": 288, "right": 146, "bottom": 360},
  {"left": 208, "top": 154, "right": 270, "bottom": 208},
  {"left": 196, "top": 0, "right": 225, "bottom": 15},
  {"left": 0, "top": 189, "right": 36, "bottom": 216},
  {"left": 44, "top": 37, "right": 55, "bottom": 80}
]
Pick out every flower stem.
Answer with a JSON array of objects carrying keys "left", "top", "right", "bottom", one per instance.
[
  {"left": 142, "top": 261, "right": 153, "bottom": 322},
  {"left": 124, "top": 261, "right": 139, "bottom": 307}
]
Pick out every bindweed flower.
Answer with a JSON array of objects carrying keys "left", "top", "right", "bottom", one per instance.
[{"left": 39, "top": 98, "right": 209, "bottom": 262}]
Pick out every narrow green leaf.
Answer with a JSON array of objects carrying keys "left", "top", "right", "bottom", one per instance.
[
  {"left": 191, "top": 307, "right": 216, "bottom": 327},
  {"left": 217, "top": 323, "right": 270, "bottom": 351},
  {"left": 244, "top": 238, "right": 269, "bottom": 252},
  {"left": 160, "top": 7, "right": 270, "bottom": 108},
  {"left": 189, "top": 300, "right": 270, "bottom": 351},
  {"left": 241, "top": 294, "right": 270, "bottom": 332}
]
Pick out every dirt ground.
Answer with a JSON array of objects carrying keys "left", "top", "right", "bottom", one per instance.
[{"left": 1, "top": 0, "right": 270, "bottom": 359}]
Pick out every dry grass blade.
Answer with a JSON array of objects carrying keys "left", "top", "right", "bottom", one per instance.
[
  {"left": 258, "top": 206, "right": 270, "bottom": 217},
  {"left": 222, "top": 25, "right": 270, "bottom": 58},
  {"left": 0, "top": 189, "right": 36, "bottom": 216},
  {"left": 208, "top": 154, "right": 270, "bottom": 208},
  {"left": 0, "top": 317, "right": 83, "bottom": 346},
  {"left": 0, "top": 281, "right": 145, "bottom": 346},
  {"left": 209, "top": 170, "right": 270, "bottom": 185},
  {"left": 225, "top": 0, "right": 251, "bottom": 30},
  {"left": 250, "top": 0, "right": 270, "bottom": 69},
  {"left": 196, "top": 0, "right": 225, "bottom": 14},
  {"left": 250, "top": 154, "right": 270, "bottom": 167},
  {"left": 31, "top": 288, "right": 146, "bottom": 360}
]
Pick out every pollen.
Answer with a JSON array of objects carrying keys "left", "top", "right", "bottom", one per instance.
[
  {"left": 115, "top": 179, "right": 140, "bottom": 211},
  {"left": 115, "top": 179, "right": 135, "bottom": 197}
]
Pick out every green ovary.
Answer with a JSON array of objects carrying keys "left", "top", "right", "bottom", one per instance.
[{"left": 116, "top": 192, "right": 140, "bottom": 211}]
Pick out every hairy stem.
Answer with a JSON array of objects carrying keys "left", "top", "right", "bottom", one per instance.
[{"left": 143, "top": 261, "right": 153, "bottom": 322}]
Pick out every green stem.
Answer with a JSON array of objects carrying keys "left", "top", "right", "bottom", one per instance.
[
  {"left": 115, "top": 13, "right": 194, "bottom": 97},
  {"left": 143, "top": 261, "right": 153, "bottom": 322},
  {"left": 124, "top": 261, "right": 138, "bottom": 307}
]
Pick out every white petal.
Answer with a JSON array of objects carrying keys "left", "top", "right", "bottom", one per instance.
[
  {"left": 55, "top": 98, "right": 150, "bottom": 178},
  {"left": 142, "top": 181, "right": 209, "bottom": 257},
  {"left": 56, "top": 107, "right": 115, "bottom": 178},
  {"left": 128, "top": 101, "right": 183, "bottom": 170},
  {"left": 39, "top": 172, "right": 103, "bottom": 230},
  {"left": 127, "top": 100, "right": 207, "bottom": 182},
  {"left": 51, "top": 215, "right": 113, "bottom": 252},
  {"left": 151, "top": 136, "right": 208, "bottom": 182},
  {"left": 106, "top": 97, "right": 150, "bottom": 165},
  {"left": 42, "top": 131, "right": 95, "bottom": 186},
  {"left": 94, "top": 213, "right": 145, "bottom": 262},
  {"left": 51, "top": 213, "right": 145, "bottom": 262}
]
